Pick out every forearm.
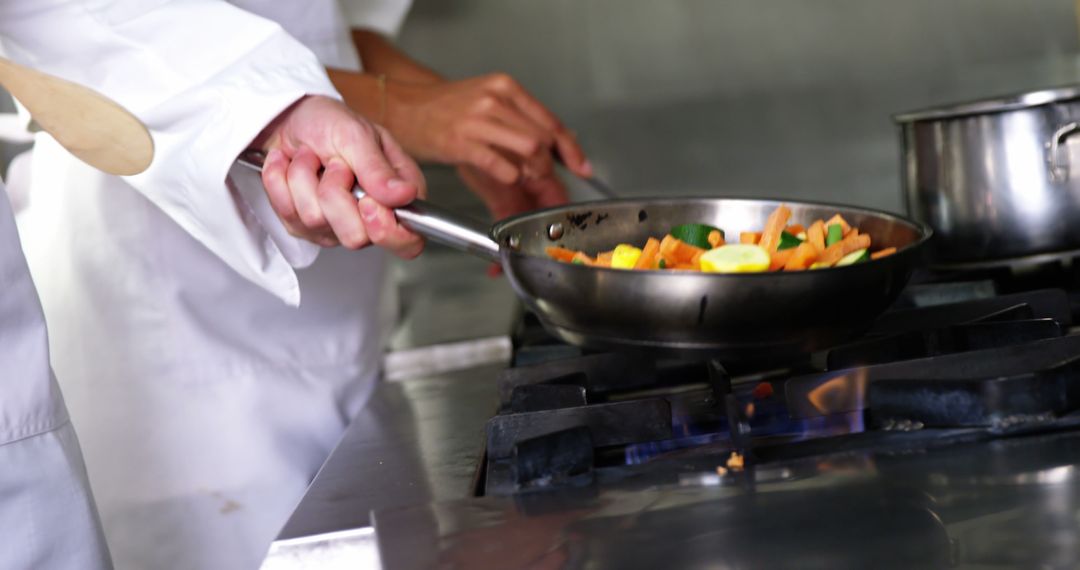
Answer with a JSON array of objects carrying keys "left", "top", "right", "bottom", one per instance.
[
  {"left": 351, "top": 28, "right": 442, "bottom": 85},
  {"left": 327, "top": 68, "right": 385, "bottom": 124},
  {"left": 327, "top": 68, "right": 435, "bottom": 163},
  {"left": 328, "top": 29, "right": 443, "bottom": 131}
]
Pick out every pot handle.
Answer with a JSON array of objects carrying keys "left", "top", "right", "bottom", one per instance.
[
  {"left": 234, "top": 150, "right": 503, "bottom": 263},
  {"left": 1048, "top": 122, "right": 1080, "bottom": 182}
]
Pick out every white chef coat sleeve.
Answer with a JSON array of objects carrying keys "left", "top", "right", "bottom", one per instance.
[{"left": 0, "top": 0, "right": 338, "bottom": 305}]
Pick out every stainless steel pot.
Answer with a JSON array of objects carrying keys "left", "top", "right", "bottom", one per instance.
[{"left": 895, "top": 86, "right": 1080, "bottom": 267}]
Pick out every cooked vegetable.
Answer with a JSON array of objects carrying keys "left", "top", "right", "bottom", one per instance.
[
  {"left": 825, "top": 214, "right": 851, "bottom": 235},
  {"left": 836, "top": 248, "right": 870, "bottom": 266},
  {"left": 700, "top": 244, "right": 771, "bottom": 273},
  {"left": 759, "top": 205, "right": 792, "bottom": 252},
  {"left": 634, "top": 238, "right": 661, "bottom": 269},
  {"left": 660, "top": 235, "right": 705, "bottom": 264},
  {"left": 546, "top": 246, "right": 577, "bottom": 262},
  {"left": 818, "top": 233, "right": 872, "bottom": 266},
  {"left": 740, "top": 232, "right": 761, "bottom": 245},
  {"left": 545, "top": 204, "right": 898, "bottom": 272},
  {"left": 769, "top": 248, "right": 795, "bottom": 271},
  {"left": 671, "top": 223, "right": 723, "bottom": 249},
  {"left": 871, "top": 247, "right": 897, "bottom": 260},
  {"left": 825, "top": 223, "right": 843, "bottom": 247},
  {"left": 777, "top": 231, "right": 802, "bottom": 251},
  {"left": 707, "top": 229, "right": 724, "bottom": 248},
  {"left": 784, "top": 242, "right": 819, "bottom": 271},
  {"left": 807, "top": 220, "right": 826, "bottom": 253},
  {"left": 571, "top": 252, "right": 594, "bottom": 266},
  {"left": 611, "top": 244, "right": 643, "bottom": 269},
  {"left": 691, "top": 249, "right": 706, "bottom": 269}
]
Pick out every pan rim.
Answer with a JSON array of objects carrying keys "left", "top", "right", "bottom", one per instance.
[{"left": 491, "top": 195, "right": 933, "bottom": 277}]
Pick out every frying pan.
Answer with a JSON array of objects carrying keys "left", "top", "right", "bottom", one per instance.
[{"left": 237, "top": 153, "right": 932, "bottom": 360}]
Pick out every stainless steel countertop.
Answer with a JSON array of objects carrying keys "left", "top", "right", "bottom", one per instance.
[
  {"left": 373, "top": 425, "right": 1080, "bottom": 569},
  {"left": 276, "top": 362, "right": 502, "bottom": 540}
]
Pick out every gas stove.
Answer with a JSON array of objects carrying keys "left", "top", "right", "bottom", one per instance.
[
  {"left": 363, "top": 259, "right": 1080, "bottom": 570},
  {"left": 478, "top": 261, "right": 1080, "bottom": 498}
]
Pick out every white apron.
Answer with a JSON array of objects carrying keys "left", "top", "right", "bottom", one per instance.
[
  {"left": 5, "top": 0, "right": 405, "bottom": 568},
  {"left": 0, "top": 183, "right": 111, "bottom": 570}
]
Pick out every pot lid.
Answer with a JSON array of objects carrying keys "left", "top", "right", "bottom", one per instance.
[{"left": 893, "top": 84, "right": 1080, "bottom": 123}]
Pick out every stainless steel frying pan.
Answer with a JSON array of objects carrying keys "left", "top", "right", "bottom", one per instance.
[{"left": 237, "top": 153, "right": 932, "bottom": 359}]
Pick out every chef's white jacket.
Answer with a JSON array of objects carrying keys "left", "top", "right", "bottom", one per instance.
[
  {"left": 0, "top": 0, "right": 419, "bottom": 568},
  {"left": 0, "top": 182, "right": 111, "bottom": 569}
]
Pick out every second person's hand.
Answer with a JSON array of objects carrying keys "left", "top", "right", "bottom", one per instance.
[
  {"left": 384, "top": 73, "right": 592, "bottom": 188},
  {"left": 252, "top": 95, "right": 427, "bottom": 259}
]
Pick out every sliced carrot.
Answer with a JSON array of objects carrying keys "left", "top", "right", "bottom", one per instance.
[
  {"left": 571, "top": 252, "right": 595, "bottom": 266},
  {"left": 634, "top": 238, "right": 661, "bottom": 270},
  {"left": 659, "top": 235, "right": 681, "bottom": 258},
  {"left": 759, "top": 205, "right": 792, "bottom": 253},
  {"left": 661, "top": 234, "right": 704, "bottom": 263},
  {"left": 678, "top": 242, "right": 706, "bottom": 263},
  {"left": 825, "top": 214, "right": 852, "bottom": 236},
  {"left": 707, "top": 229, "right": 725, "bottom": 248},
  {"left": 806, "top": 220, "right": 826, "bottom": 254},
  {"left": 691, "top": 250, "right": 705, "bottom": 269},
  {"left": 786, "top": 224, "right": 806, "bottom": 236},
  {"left": 740, "top": 232, "right": 761, "bottom": 245},
  {"left": 546, "top": 246, "right": 578, "bottom": 262},
  {"left": 818, "top": 233, "right": 872, "bottom": 266},
  {"left": 673, "top": 262, "right": 697, "bottom": 270},
  {"left": 596, "top": 252, "right": 613, "bottom": 267},
  {"left": 769, "top": 248, "right": 795, "bottom": 271},
  {"left": 783, "top": 242, "right": 819, "bottom": 271},
  {"left": 871, "top": 247, "right": 898, "bottom": 260}
]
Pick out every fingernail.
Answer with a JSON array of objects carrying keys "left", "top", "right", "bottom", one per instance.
[
  {"left": 359, "top": 199, "right": 378, "bottom": 224},
  {"left": 581, "top": 160, "right": 594, "bottom": 176},
  {"left": 387, "top": 178, "right": 409, "bottom": 192}
]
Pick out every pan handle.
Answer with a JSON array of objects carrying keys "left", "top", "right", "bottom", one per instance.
[
  {"left": 235, "top": 151, "right": 502, "bottom": 263},
  {"left": 1048, "top": 122, "right": 1080, "bottom": 182}
]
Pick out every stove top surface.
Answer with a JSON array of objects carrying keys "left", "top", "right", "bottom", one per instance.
[
  {"left": 373, "top": 262, "right": 1080, "bottom": 569},
  {"left": 376, "top": 427, "right": 1080, "bottom": 569}
]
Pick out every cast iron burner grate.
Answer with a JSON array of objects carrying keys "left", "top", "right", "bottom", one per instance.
[{"left": 482, "top": 285, "right": 1080, "bottom": 496}]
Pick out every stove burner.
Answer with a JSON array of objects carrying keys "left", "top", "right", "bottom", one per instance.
[
  {"left": 509, "top": 383, "right": 588, "bottom": 413},
  {"left": 869, "top": 289, "right": 1071, "bottom": 335},
  {"left": 486, "top": 398, "right": 672, "bottom": 459},
  {"left": 870, "top": 353, "right": 1080, "bottom": 429},
  {"left": 497, "top": 353, "right": 659, "bottom": 408},
  {"left": 788, "top": 335, "right": 1080, "bottom": 422},
  {"left": 827, "top": 318, "right": 1063, "bottom": 369},
  {"left": 513, "top": 426, "right": 595, "bottom": 489},
  {"left": 483, "top": 280, "right": 1080, "bottom": 497}
]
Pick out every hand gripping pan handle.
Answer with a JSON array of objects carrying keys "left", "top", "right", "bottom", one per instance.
[{"left": 235, "top": 150, "right": 502, "bottom": 262}]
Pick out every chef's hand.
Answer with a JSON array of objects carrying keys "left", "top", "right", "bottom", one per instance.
[
  {"left": 385, "top": 73, "right": 591, "bottom": 193},
  {"left": 254, "top": 95, "right": 427, "bottom": 259}
]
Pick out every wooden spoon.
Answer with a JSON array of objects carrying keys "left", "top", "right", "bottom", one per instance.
[{"left": 0, "top": 57, "right": 153, "bottom": 176}]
